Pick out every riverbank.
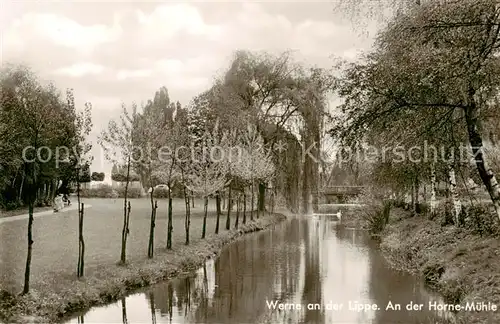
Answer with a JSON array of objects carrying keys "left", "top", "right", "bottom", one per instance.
[
  {"left": 380, "top": 209, "right": 500, "bottom": 324},
  {"left": 0, "top": 212, "right": 287, "bottom": 323}
]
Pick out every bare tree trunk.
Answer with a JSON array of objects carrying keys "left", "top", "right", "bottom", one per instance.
[
  {"left": 183, "top": 185, "right": 190, "bottom": 245},
  {"left": 120, "top": 158, "right": 131, "bottom": 264},
  {"left": 312, "top": 126, "right": 320, "bottom": 213},
  {"left": 258, "top": 182, "right": 266, "bottom": 213},
  {"left": 226, "top": 184, "right": 232, "bottom": 230},
  {"left": 50, "top": 179, "right": 57, "bottom": 203},
  {"left": 251, "top": 181, "right": 255, "bottom": 220},
  {"left": 243, "top": 193, "right": 247, "bottom": 225},
  {"left": 410, "top": 182, "right": 415, "bottom": 214},
  {"left": 430, "top": 163, "right": 437, "bottom": 216},
  {"left": 222, "top": 190, "right": 226, "bottom": 210},
  {"left": 18, "top": 172, "right": 25, "bottom": 205},
  {"left": 235, "top": 194, "right": 240, "bottom": 229},
  {"left": 77, "top": 203, "right": 85, "bottom": 277},
  {"left": 448, "top": 165, "right": 462, "bottom": 226},
  {"left": 302, "top": 151, "right": 313, "bottom": 215},
  {"left": 271, "top": 185, "right": 276, "bottom": 214},
  {"left": 415, "top": 175, "right": 420, "bottom": 205},
  {"left": 22, "top": 197, "right": 34, "bottom": 294},
  {"left": 191, "top": 190, "right": 195, "bottom": 208},
  {"left": 76, "top": 168, "right": 85, "bottom": 278},
  {"left": 414, "top": 174, "right": 420, "bottom": 214},
  {"left": 215, "top": 191, "right": 221, "bottom": 234},
  {"left": 465, "top": 105, "right": 500, "bottom": 220},
  {"left": 202, "top": 196, "right": 208, "bottom": 238},
  {"left": 167, "top": 182, "right": 173, "bottom": 249},
  {"left": 148, "top": 190, "right": 157, "bottom": 258}
]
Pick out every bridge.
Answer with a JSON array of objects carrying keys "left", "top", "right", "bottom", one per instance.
[{"left": 319, "top": 186, "right": 366, "bottom": 204}]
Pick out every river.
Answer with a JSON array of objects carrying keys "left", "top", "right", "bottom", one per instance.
[{"left": 66, "top": 211, "right": 454, "bottom": 324}]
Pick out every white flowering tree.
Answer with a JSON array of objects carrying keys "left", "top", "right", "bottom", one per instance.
[
  {"left": 185, "top": 128, "right": 229, "bottom": 238},
  {"left": 233, "top": 124, "right": 275, "bottom": 221},
  {"left": 99, "top": 103, "right": 138, "bottom": 265},
  {"left": 133, "top": 103, "right": 165, "bottom": 258}
]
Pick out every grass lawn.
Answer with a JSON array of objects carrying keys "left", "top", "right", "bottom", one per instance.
[
  {"left": 0, "top": 197, "right": 285, "bottom": 323},
  {"left": 0, "top": 197, "right": 241, "bottom": 293}
]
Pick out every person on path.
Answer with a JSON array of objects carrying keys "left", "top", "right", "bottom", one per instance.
[{"left": 53, "top": 194, "right": 64, "bottom": 212}]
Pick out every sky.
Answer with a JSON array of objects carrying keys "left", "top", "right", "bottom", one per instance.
[{"left": 0, "top": 0, "right": 377, "bottom": 178}]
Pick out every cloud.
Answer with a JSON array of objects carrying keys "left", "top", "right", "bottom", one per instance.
[
  {"left": 116, "top": 69, "right": 152, "bottom": 80},
  {"left": 2, "top": 2, "right": 372, "bottom": 106},
  {"left": 135, "top": 4, "right": 222, "bottom": 41},
  {"left": 1, "top": 2, "right": 374, "bottom": 173},
  {"left": 54, "top": 62, "right": 105, "bottom": 77}
]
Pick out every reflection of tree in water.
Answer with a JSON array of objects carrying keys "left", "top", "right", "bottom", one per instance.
[
  {"left": 148, "top": 291, "right": 157, "bottom": 324},
  {"left": 167, "top": 282, "right": 173, "bottom": 322},
  {"left": 121, "top": 297, "right": 128, "bottom": 324},
  {"left": 301, "top": 218, "right": 324, "bottom": 324},
  {"left": 143, "top": 219, "right": 311, "bottom": 323},
  {"left": 192, "top": 219, "right": 306, "bottom": 322},
  {"left": 145, "top": 281, "right": 174, "bottom": 322},
  {"left": 363, "top": 230, "right": 445, "bottom": 324}
]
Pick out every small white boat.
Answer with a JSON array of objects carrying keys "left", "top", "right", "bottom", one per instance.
[{"left": 311, "top": 209, "right": 343, "bottom": 221}]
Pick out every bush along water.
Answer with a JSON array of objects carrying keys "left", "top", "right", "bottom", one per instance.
[{"left": 348, "top": 189, "right": 393, "bottom": 235}]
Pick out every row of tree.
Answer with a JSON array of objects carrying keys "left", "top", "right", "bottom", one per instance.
[
  {"left": 96, "top": 50, "right": 336, "bottom": 267},
  {"left": 0, "top": 66, "right": 93, "bottom": 211},
  {"left": 3, "top": 49, "right": 334, "bottom": 295},
  {"left": 0, "top": 64, "right": 93, "bottom": 292},
  {"left": 332, "top": 0, "right": 500, "bottom": 226}
]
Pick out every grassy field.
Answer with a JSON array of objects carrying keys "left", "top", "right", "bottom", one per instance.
[
  {"left": 0, "top": 197, "right": 239, "bottom": 292},
  {"left": 0, "top": 197, "right": 285, "bottom": 322}
]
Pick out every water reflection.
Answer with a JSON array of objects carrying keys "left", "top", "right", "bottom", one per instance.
[{"left": 67, "top": 216, "right": 452, "bottom": 324}]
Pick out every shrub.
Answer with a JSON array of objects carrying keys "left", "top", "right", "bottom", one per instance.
[
  {"left": 423, "top": 263, "right": 445, "bottom": 288},
  {"left": 115, "top": 186, "right": 143, "bottom": 198},
  {"left": 393, "top": 199, "right": 406, "bottom": 209},
  {"left": 433, "top": 199, "right": 454, "bottom": 226},
  {"left": 80, "top": 185, "right": 116, "bottom": 198},
  {"left": 153, "top": 187, "right": 170, "bottom": 198},
  {"left": 416, "top": 202, "right": 429, "bottom": 215},
  {"left": 111, "top": 173, "right": 140, "bottom": 182},
  {"left": 463, "top": 204, "right": 499, "bottom": 237},
  {"left": 355, "top": 190, "right": 392, "bottom": 235},
  {"left": 3, "top": 200, "right": 21, "bottom": 211}
]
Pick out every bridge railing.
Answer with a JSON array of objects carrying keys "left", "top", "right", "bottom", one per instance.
[{"left": 320, "top": 186, "right": 366, "bottom": 195}]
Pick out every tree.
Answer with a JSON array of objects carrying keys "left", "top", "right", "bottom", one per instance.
[
  {"left": 67, "top": 88, "right": 93, "bottom": 278},
  {"left": 174, "top": 104, "right": 194, "bottom": 245},
  {"left": 151, "top": 126, "right": 181, "bottom": 249},
  {"left": 332, "top": 0, "right": 500, "bottom": 219},
  {"left": 185, "top": 125, "right": 229, "bottom": 238},
  {"left": 133, "top": 96, "right": 166, "bottom": 258},
  {"left": 0, "top": 65, "right": 80, "bottom": 293},
  {"left": 219, "top": 51, "right": 333, "bottom": 214},
  {"left": 91, "top": 172, "right": 105, "bottom": 181},
  {"left": 233, "top": 124, "right": 275, "bottom": 220},
  {"left": 99, "top": 103, "right": 138, "bottom": 264}
]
